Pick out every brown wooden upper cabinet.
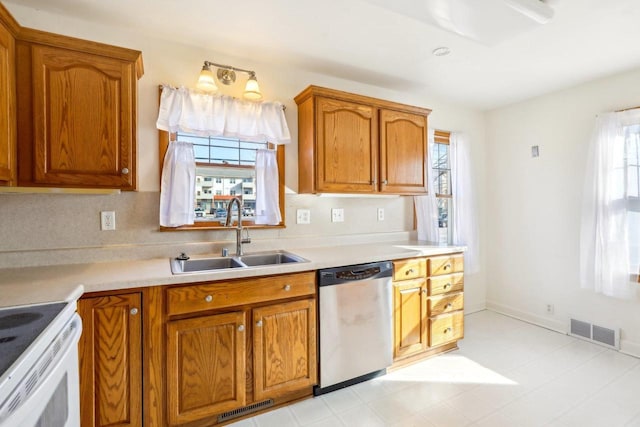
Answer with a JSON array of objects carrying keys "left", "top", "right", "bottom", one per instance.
[
  {"left": 295, "top": 86, "right": 431, "bottom": 195},
  {"left": 0, "top": 4, "right": 17, "bottom": 186},
  {"left": 0, "top": 4, "right": 145, "bottom": 191}
]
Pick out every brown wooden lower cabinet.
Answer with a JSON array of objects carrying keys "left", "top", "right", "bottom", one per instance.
[
  {"left": 253, "top": 299, "right": 317, "bottom": 401},
  {"left": 166, "top": 311, "right": 247, "bottom": 426},
  {"left": 77, "top": 292, "right": 142, "bottom": 427},
  {"left": 392, "top": 253, "right": 465, "bottom": 365}
]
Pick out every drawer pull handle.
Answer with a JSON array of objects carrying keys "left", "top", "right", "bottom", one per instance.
[
  {"left": 284, "top": 284, "right": 291, "bottom": 291},
  {"left": 444, "top": 327, "right": 452, "bottom": 334},
  {"left": 204, "top": 295, "right": 213, "bottom": 302},
  {"left": 443, "top": 283, "right": 452, "bottom": 290},
  {"left": 443, "top": 263, "right": 451, "bottom": 270},
  {"left": 238, "top": 324, "right": 245, "bottom": 332},
  {"left": 256, "top": 320, "right": 263, "bottom": 327},
  {"left": 444, "top": 303, "right": 453, "bottom": 309},
  {"left": 130, "top": 307, "right": 138, "bottom": 316},
  {"left": 406, "top": 268, "right": 414, "bottom": 275}
]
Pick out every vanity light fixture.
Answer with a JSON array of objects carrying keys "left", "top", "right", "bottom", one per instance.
[{"left": 197, "top": 61, "right": 263, "bottom": 100}]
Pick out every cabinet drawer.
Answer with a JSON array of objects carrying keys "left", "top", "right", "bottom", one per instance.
[
  {"left": 427, "top": 254, "right": 464, "bottom": 276},
  {"left": 167, "top": 272, "right": 316, "bottom": 316},
  {"left": 427, "top": 273, "right": 463, "bottom": 296},
  {"left": 393, "top": 258, "right": 426, "bottom": 281},
  {"left": 429, "top": 312, "right": 464, "bottom": 347},
  {"left": 428, "top": 292, "right": 464, "bottom": 317}
]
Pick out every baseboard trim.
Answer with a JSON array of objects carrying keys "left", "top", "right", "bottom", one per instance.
[
  {"left": 485, "top": 300, "right": 640, "bottom": 359},
  {"left": 485, "top": 300, "right": 566, "bottom": 334},
  {"left": 464, "top": 302, "right": 486, "bottom": 315}
]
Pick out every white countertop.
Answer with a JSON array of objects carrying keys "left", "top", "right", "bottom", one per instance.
[{"left": 0, "top": 241, "right": 464, "bottom": 308}]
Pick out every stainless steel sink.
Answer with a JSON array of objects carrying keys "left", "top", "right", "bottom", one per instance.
[
  {"left": 237, "top": 251, "right": 308, "bottom": 267},
  {"left": 170, "top": 256, "right": 245, "bottom": 274},
  {"left": 170, "top": 250, "right": 308, "bottom": 274}
]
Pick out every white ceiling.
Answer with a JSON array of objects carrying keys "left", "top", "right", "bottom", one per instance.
[{"left": 6, "top": 0, "right": 640, "bottom": 110}]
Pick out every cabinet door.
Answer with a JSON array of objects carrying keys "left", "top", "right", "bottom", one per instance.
[
  {"left": 167, "top": 311, "right": 247, "bottom": 426},
  {"left": 253, "top": 299, "right": 317, "bottom": 401},
  {"left": 315, "top": 97, "right": 377, "bottom": 193},
  {"left": 393, "top": 279, "right": 428, "bottom": 359},
  {"left": 0, "top": 19, "right": 15, "bottom": 185},
  {"left": 379, "top": 109, "right": 428, "bottom": 194},
  {"left": 30, "top": 44, "right": 136, "bottom": 189},
  {"left": 78, "top": 293, "right": 142, "bottom": 427}
]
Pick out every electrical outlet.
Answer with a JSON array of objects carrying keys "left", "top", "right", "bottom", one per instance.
[
  {"left": 377, "top": 208, "right": 385, "bottom": 221},
  {"left": 296, "top": 209, "right": 311, "bottom": 224},
  {"left": 546, "top": 304, "right": 554, "bottom": 315},
  {"left": 331, "top": 208, "right": 344, "bottom": 223},
  {"left": 101, "top": 211, "right": 116, "bottom": 231}
]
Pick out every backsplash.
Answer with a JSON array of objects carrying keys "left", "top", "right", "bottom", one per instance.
[{"left": 0, "top": 192, "right": 415, "bottom": 268}]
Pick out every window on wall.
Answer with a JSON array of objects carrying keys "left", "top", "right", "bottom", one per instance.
[
  {"left": 159, "top": 131, "right": 284, "bottom": 229},
  {"left": 433, "top": 130, "right": 452, "bottom": 244}
]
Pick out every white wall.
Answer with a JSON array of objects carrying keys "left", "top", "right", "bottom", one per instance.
[
  {"left": 1, "top": 3, "right": 487, "bottom": 311},
  {"left": 486, "top": 68, "right": 640, "bottom": 356}
]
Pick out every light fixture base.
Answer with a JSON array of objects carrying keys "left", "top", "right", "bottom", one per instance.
[{"left": 217, "top": 68, "right": 236, "bottom": 85}]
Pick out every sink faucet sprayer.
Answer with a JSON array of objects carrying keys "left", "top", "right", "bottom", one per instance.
[{"left": 225, "top": 196, "right": 251, "bottom": 256}]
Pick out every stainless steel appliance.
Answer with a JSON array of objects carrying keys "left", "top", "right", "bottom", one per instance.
[
  {"left": 315, "top": 261, "right": 393, "bottom": 395},
  {"left": 0, "top": 300, "right": 82, "bottom": 427}
]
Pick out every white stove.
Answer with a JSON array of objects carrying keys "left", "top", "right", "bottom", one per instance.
[{"left": 0, "top": 300, "right": 81, "bottom": 427}]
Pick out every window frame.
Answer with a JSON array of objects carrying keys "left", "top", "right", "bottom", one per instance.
[
  {"left": 158, "top": 130, "right": 285, "bottom": 231},
  {"left": 433, "top": 130, "right": 453, "bottom": 245}
]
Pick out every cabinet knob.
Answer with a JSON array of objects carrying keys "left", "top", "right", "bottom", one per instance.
[
  {"left": 445, "top": 303, "right": 453, "bottom": 309},
  {"left": 444, "top": 327, "right": 452, "bottom": 334},
  {"left": 204, "top": 295, "right": 213, "bottom": 302},
  {"left": 382, "top": 180, "right": 388, "bottom": 185},
  {"left": 443, "top": 283, "right": 452, "bottom": 290},
  {"left": 421, "top": 289, "right": 427, "bottom": 295},
  {"left": 256, "top": 320, "right": 263, "bottom": 327},
  {"left": 238, "top": 324, "right": 245, "bottom": 332},
  {"left": 130, "top": 307, "right": 138, "bottom": 316},
  {"left": 283, "top": 284, "right": 291, "bottom": 291},
  {"left": 121, "top": 167, "right": 129, "bottom": 175}
]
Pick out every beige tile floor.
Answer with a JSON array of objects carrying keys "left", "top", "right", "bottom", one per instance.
[{"left": 229, "top": 310, "right": 640, "bottom": 427}]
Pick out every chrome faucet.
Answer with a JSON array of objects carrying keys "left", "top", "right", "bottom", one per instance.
[{"left": 225, "top": 197, "right": 251, "bottom": 256}]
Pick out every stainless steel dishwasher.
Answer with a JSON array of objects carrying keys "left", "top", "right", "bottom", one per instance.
[{"left": 314, "top": 261, "right": 393, "bottom": 395}]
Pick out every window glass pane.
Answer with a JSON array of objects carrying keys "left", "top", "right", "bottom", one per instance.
[
  {"left": 437, "top": 198, "right": 451, "bottom": 244},
  {"left": 433, "top": 142, "right": 451, "bottom": 195}
]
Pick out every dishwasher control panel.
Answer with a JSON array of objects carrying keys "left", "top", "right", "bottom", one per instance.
[{"left": 318, "top": 261, "right": 392, "bottom": 286}]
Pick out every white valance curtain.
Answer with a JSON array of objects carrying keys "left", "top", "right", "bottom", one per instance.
[
  {"left": 156, "top": 85, "right": 291, "bottom": 144},
  {"left": 156, "top": 85, "right": 290, "bottom": 227},
  {"left": 414, "top": 129, "right": 439, "bottom": 242},
  {"left": 579, "top": 110, "right": 638, "bottom": 299},
  {"left": 450, "top": 132, "right": 480, "bottom": 274}
]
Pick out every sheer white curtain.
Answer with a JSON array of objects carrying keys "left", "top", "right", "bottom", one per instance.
[
  {"left": 254, "top": 149, "right": 282, "bottom": 225},
  {"left": 159, "top": 141, "right": 196, "bottom": 227},
  {"left": 414, "top": 129, "right": 439, "bottom": 242},
  {"left": 580, "top": 110, "right": 638, "bottom": 298},
  {"left": 451, "top": 132, "right": 480, "bottom": 274}
]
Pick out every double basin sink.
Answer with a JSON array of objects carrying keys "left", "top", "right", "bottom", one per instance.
[{"left": 170, "top": 250, "right": 309, "bottom": 274}]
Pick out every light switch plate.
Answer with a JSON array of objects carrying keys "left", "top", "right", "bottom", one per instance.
[
  {"left": 331, "top": 208, "right": 344, "bottom": 223},
  {"left": 296, "top": 209, "right": 311, "bottom": 224},
  {"left": 101, "top": 211, "right": 116, "bottom": 231}
]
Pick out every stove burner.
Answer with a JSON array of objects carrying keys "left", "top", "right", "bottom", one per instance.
[
  {"left": 0, "top": 312, "right": 43, "bottom": 330},
  {"left": 0, "top": 336, "right": 16, "bottom": 344}
]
